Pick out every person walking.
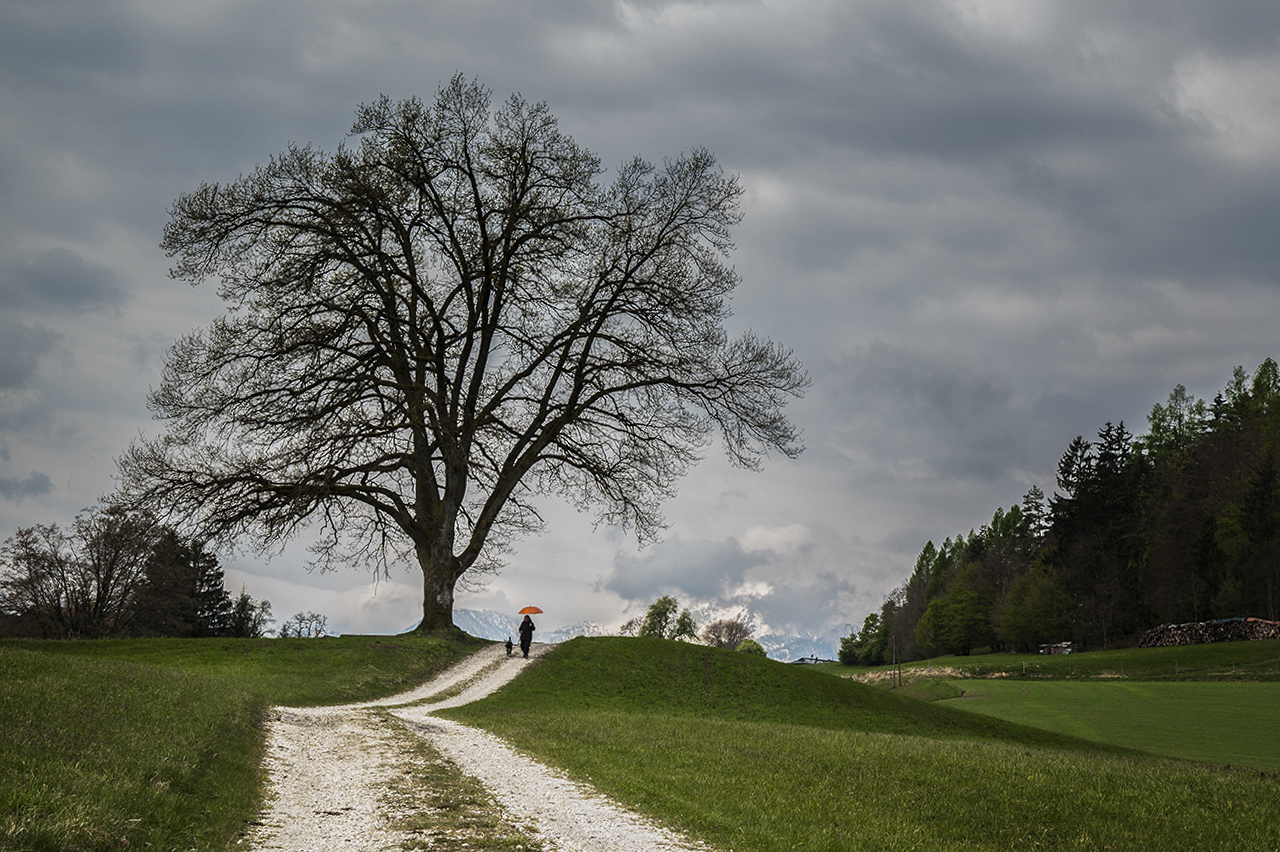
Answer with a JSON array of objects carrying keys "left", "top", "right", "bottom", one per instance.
[{"left": 518, "top": 614, "right": 535, "bottom": 658}]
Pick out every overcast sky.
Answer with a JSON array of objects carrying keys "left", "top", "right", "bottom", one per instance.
[{"left": 4, "top": 1, "right": 1280, "bottom": 638}]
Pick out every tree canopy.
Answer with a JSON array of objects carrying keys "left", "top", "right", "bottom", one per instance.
[
  {"left": 638, "top": 595, "right": 699, "bottom": 641},
  {"left": 119, "top": 76, "right": 806, "bottom": 632}
]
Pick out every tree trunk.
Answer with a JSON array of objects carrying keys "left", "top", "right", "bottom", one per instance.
[{"left": 417, "top": 553, "right": 460, "bottom": 634}]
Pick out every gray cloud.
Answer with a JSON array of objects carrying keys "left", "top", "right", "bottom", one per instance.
[
  {"left": 0, "top": 318, "right": 59, "bottom": 389},
  {"left": 599, "top": 522, "right": 870, "bottom": 635},
  {"left": 603, "top": 536, "right": 769, "bottom": 603},
  {"left": 0, "top": 471, "right": 52, "bottom": 503},
  {"left": 823, "top": 342, "right": 1028, "bottom": 483},
  {"left": 1, "top": 249, "right": 126, "bottom": 313},
  {"left": 3, "top": 1, "right": 1280, "bottom": 636}
]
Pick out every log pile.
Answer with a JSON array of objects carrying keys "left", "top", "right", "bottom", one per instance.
[{"left": 1138, "top": 617, "right": 1280, "bottom": 648}]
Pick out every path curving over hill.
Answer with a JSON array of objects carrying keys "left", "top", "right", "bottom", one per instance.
[{"left": 245, "top": 642, "right": 711, "bottom": 852}]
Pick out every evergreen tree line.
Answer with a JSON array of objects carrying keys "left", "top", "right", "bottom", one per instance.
[
  {"left": 0, "top": 504, "right": 272, "bottom": 639},
  {"left": 842, "top": 359, "right": 1280, "bottom": 665}
]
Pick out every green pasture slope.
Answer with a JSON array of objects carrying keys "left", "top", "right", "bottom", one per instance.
[
  {"left": 0, "top": 635, "right": 474, "bottom": 852},
  {"left": 884, "top": 640, "right": 1280, "bottom": 772},
  {"left": 445, "top": 637, "right": 1280, "bottom": 852}
]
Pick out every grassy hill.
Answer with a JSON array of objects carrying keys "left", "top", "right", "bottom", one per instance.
[
  {"left": 5, "top": 634, "right": 1280, "bottom": 851},
  {"left": 444, "top": 636, "right": 1280, "bottom": 852},
  {"left": 449, "top": 635, "right": 1120, "bottom": 748}
]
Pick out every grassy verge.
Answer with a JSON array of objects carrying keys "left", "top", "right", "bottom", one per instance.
[
  {"left": 378, "top": 710, "right": 546, "bottom": 852},
  {"left": 444, "top": 637, "right": 1280, "bottom": 852},
  {"left": 1, "top": 649, "right": 261, "bottom": 851},
  {"left": 0, "top": 634, "right": 476, "bottom": 852}
]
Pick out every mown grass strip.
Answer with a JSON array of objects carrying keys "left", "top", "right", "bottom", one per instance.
[{"left": 947, "top": 679, "right": 1280, "bottom": 770}]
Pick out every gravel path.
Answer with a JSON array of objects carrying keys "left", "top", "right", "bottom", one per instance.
[{"left": 245, "top": 643, "right": 712, "bottom": 852}]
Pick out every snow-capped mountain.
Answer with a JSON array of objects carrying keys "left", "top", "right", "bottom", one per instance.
[
  {"left": 451, "top": 608, "right": 521, "bottom": 642},
  {"left": 451, "top": 608, "right": 850, "bottom": 661},
  {"left": 755, "top": 623, "right": 853, "bottom": 662},
  {"left": 542, "top": 620, "right": 610, "bottom": 643},
  {"left": 451, "top": 609, "right": 606, "bottom": 644}
]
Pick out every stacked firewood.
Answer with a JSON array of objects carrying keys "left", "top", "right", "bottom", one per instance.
[{"left": 1138, "top": 617, "right": 1280, "bottom": 647}]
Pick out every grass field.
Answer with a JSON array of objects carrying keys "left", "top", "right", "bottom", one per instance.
[
  {"left": 0, "top": 635, "right": 476, "bottom": 852},
  {"left": 6, "top": 633, "right": 1280, "bottom": 851},
  {"left": 944, "top": 680, "right": 1280, "bottom": 770},
  {"left": 444, "top": 637, "right": 1280, "bottom": 852},
  {"left": 829, "top": 638, "right": 1280, "bottom": 771},
  {"left": 829, "top": 638, "right": 1280, "bottom": 683}
]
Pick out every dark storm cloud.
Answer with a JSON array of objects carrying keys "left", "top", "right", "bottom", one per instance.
[
  {"left": 2, "top": 0, "right": 1280, "bottom": 635},
  {"left": 0, "top": 318, "right": 59, "bottom": 389},
  {"left": 823, "top": 342, "right": 1029, "bottom": 483},
  {"left": 1, "top": 250, "right": 126, "bottom": 313},
  {"left": 602, "top": 536, "right": 768, "bottom": 602},
  {"left": 664, "top": 2, "right": 1280, "bottom": 295},
  {"left": 0, "top": 472, "right": 53, "bottom": 503}
]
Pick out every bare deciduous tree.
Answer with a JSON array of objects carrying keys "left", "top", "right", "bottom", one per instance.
[
  {"left": 701, "top": 617, "right": 753, "bottom": 650},
  {"left": 119, "top": 75, "right": 806, "bottom": 633},
  {"left": 279, "top": 611, "right": 329, "bottom": 638},
  {"left": 0, "top": 506, "right": 158, "bottom": 637}
]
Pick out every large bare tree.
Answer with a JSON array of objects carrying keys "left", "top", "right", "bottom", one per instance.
[{"left": 119, "top": 76, "right": 806, "bottom": 633}]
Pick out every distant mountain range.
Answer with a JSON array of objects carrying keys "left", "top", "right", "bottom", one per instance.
[
  {"left": 451, "top": 609, "right": 609, "bottom": 645},
  {"left": 451, "top": 609, "right": 851, "bottom": 662},
  {"left": 755, "top": 625, "right": 853, "bottom": 663}
]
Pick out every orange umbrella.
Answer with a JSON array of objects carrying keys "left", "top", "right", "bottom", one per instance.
[{"left": 518, "top": 606, "right": 543, "bottom": 614}]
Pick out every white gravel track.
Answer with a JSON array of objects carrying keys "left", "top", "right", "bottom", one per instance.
[{"left": 244, "top": 643, "right": 712, "bottom": 852}]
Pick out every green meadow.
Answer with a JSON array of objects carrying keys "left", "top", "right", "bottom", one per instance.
[
  {"left": 4, "top": 634, "right": 1280, "bottom": 851},
  {"left": 445, "top": 637, "right": 1280, "bottom": 852}
]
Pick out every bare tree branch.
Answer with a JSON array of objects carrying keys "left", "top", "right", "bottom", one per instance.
[{"left": 118, "top": 75, "right": 807, "bottom": 632}]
